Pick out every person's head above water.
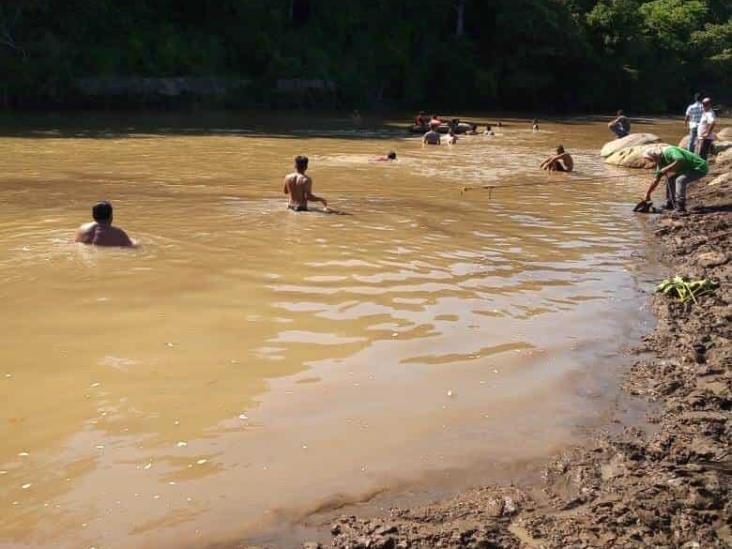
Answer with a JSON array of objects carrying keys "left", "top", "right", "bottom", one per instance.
[
  {"left": 387, "top": 151, "right": 397, "bottom": 160},
  {"left": 556, "top": 145, "right": 565, "bottom": 154},
  {"left": 295, "top": 155, "right": 309, "bottom": 172},
  {"left": 486, "top": 125, "right": 492, "bottom": 131},
  {"left": 92, "top": 201, "right": 113, "bottom": 225}
]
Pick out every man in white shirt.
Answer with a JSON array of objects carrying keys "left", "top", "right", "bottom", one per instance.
[
  {"left": 684, "top": 92, "right": 703, "bottom": 152},
  {"left": 697, "top": 97, "right": 716, "bottom": 160}
]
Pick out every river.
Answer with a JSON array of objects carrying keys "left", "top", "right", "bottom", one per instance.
[{"left": 0, "top": 113, "right": 679, "bottom": 548}]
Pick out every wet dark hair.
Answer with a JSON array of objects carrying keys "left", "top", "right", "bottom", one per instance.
[
  {"left": 486, "top": 125, "right": 492, "bottom": 131},
  {"left": 387, "top": 151, "right": 397, "bottom": 160},
  {"left": 295, "top": 155, "right": 308, "bottom": 170},
  {"left": 92, "top": 201, "right": 113, "bottom": 222},
  {"left": 556, "top": 145, "right": 565, "bottom": 154},
  {"left": 694, "top": 92, "right": 702, "bottom": 101}
]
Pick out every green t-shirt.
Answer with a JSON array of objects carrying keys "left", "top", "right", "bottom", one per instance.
[{"left": 659, "top": 146, "right": 708, "bottom": 176}]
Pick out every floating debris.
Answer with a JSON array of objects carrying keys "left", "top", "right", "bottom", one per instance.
[
  {"left": 90, "top": 382, "right": 101, "bottom": 388},
  {"left": 18, "top": 452, "right": 29, "bottom": 457},
  {"left": 143, "top": 461, "right": 152, "bottom": 470},
  {"left": 196, "top": 459, "right": 207, "bottom": 465},
  {"left": 447, "top": 390, "right": 454, "bottom": 397},
  {"left": 166, "top": 342, "right": 175, "bottom": 348},
  {"left": 95, "top": 445, "right": 105, "bottom": 450},
  {"left": 176, "top": 441, "right": 187, "bottom": 448},
  {"left": 21, "top": 483, "right": 32, "bottom": 489},
  {"left": 238, "top": 414, "right": 248, "bottom": 420}
]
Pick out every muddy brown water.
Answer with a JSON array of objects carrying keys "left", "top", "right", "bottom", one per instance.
[{"left": 0, "top": 114, "right": 681, "bottom": 548}]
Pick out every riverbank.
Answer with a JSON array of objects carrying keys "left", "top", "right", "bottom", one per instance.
[{"left": 304, "top": 158, "right": 731, "bottom": 547}]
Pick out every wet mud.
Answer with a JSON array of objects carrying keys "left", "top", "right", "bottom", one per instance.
[{"left": 297, "top": 161, "right": 731, "bottom": 548}]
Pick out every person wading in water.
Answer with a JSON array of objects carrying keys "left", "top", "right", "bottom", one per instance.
[
  {"left": 283, "top": 155, "right": 328, "bottom": 212},
  {"left": 540, "top": 145, "right": 574, "bottom": 172},
  {"left": 75, "top": 201, "right": 135, "bottom": 247}
]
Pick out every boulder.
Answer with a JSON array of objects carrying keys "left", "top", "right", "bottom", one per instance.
[
  {"left": 708, "top": 172, "right": 731, "bottom": 187},
  {"left": 714, "top": 147, "right": 732, "bottom": 169},
  {"left": 600, "top": 133, "right": 661, "bottom": 158},
  {"left": 716, "top": 127, "right": 732, "bottom": 140},
  {"left": 604, "top": 143, "right": 669, "bottom": 169},
  {"left": 713, "top": 140, "right": 732, "bottom": 154}
]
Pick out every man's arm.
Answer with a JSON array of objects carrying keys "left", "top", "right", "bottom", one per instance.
[
  {"left": 305, "top": 178, "right": 327, "bottom": 207},
  {"left": 644, "top": 172, "right": 665, "bottom": 202},
  {"left": 75, "top": 223, "right": 93, "bottom": 244},
  {"left": 283, "top": 175, "right": 290, "bottom": 195}
]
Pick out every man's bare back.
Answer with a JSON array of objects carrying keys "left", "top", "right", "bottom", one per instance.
[
  {"left": 76, "top": 222, "right": 134, "bottom": 247},
  {"left": 282, "top": 156, "right": 326, "bottom": 211},
  {"left": 75, "top": 201, "right": 135, "bottom": 247}
]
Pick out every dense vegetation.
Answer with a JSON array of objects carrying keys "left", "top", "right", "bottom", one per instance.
[{"left": 1, "top": 0, "right": 730, "bottom": 112}]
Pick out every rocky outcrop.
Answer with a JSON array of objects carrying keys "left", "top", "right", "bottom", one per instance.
[
  {"left": 600, "top": 133, "right": 661, "bottom": 158},
  {"left": 715, "top": 148, "right": 732, "bottom": 170},
  {"left": 604, "top": 143, "right": 669, "bottom": 169}
]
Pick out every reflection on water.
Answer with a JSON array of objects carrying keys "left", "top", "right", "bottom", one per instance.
[{"left": 0, "top": 114, "right": 661, "bottom": 547}]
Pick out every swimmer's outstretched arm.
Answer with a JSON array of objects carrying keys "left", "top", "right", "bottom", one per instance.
[{"left": 307, "top": 192, "right": 327, "bottom": 207}]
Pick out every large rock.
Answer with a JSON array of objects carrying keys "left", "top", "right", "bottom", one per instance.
[
  {"left": 713, "top": 140, "right": 732, "bottom": 154},
  {"left": 600, "top": 133, "right": 661, "bottom": 158},
  {"left": 716, "top": 127, "right": 732, "bottom": 140},
  {"left": 708, "top": 172, "right": 731, "bottom": 187},
  {"left": 604, "top": 143, "right": 670, "bottom": 169},
  {"left": 714, "top": 147, "right": 732, "bottom": 169}
]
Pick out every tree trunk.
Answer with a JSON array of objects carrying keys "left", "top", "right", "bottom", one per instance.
[{"left": 455, "top": 0, "right": 465, "bottom": 37}]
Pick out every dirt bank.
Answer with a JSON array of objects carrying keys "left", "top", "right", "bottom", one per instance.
[{"left": 302, "top": 163, "right": 731, "bottom": 548}]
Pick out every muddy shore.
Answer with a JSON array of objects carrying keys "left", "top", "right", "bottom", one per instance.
[{"left": 294, "top": 158, "right": 731, "bottom": 548}]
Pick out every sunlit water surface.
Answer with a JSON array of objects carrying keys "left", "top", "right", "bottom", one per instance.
[{"left": 0, "top": 114, "right": 677, "bottom": 547}]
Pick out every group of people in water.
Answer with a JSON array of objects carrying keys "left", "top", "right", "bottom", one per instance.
[{"left": 76, "top": 101, "right": 718, "bottom": 247}]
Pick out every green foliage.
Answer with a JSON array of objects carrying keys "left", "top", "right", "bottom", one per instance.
[
  {"left": 656, "top": 276, "right": 719, "bottom": 304},
  {"left": 0, "top": 0, "right": 729, "bottom": 110}
]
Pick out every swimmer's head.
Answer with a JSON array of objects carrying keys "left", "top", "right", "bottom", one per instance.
[
  {"left": 694, "top": 92, "right": 702, "bottom": 102},
  {"left": 556, "top": 145, "right": 565, "bottom": 154},
  {"left": 295, "top": 155, "right": 309, "bottom": 171},
  {"left": 617, "top": 109, "right": 624, "bottom": 116},
  {"left": 387, "top": 151, "right": 397, "bottom": 160},
  {"left": 486, "top": 125, "right": 492, "bottom": 131},
  {"left": 92, "top": 201, "right": 113, "bottom": 224}
]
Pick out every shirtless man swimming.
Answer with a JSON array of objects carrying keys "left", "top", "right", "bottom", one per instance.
[
  {"left": 75, "top": 201, "right": 135, "bottom": 247},
  {"left": 283, "top": 155, "right": 327, "bottom": 211},
  {"left": 540, "top": 145, "right": 574, "bottom": 172}
]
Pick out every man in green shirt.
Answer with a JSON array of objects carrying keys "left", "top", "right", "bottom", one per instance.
[{"left": 642, "top": 146, "right": 708, "bottom": 212}]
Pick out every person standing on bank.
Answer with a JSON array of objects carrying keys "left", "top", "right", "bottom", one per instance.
[
  {"left": 283, "top": 155, "right": 327, "bottom": 212},
  {"left": 684, "top": 92, "right": 704, "bottom": 152},
  {"left": 697, "top": 97, "right": 716, "bottom": 160}
]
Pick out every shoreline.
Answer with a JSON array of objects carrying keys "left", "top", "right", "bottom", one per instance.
[{"left": 297, "top": 156, "right": 731, "bottom": 547}]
